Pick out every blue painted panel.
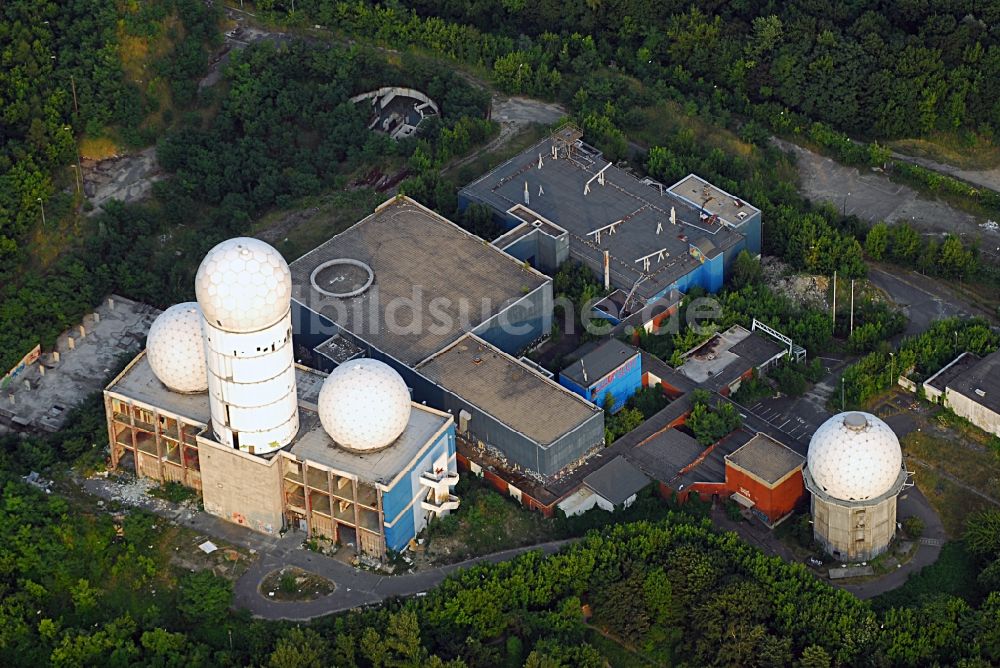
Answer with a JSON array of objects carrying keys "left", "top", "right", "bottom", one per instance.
[
  {"left": 560, "top": 353, "right": 641, "bottom": 413},
  {"left": 381, "top": 425, "right": 456, "bottom": 552}
]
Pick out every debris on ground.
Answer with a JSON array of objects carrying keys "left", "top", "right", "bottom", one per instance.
[{"left": 762, "top": 257, "right": 830, "bottom": 310}]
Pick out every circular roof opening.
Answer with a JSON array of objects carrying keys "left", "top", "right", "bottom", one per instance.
[{"left": 310, "top": 259, "right": 374, "bottom": 298}]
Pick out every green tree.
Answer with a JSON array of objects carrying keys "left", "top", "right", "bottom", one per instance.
[
  {"left": 269, "top": 628, "right": 329, "bottom": 668},
  {"left": 865, "top": 222, "right": 889, "bottom": 261},
  {"left": 177, "top": 572, "right": 232, "bottom": 626},
  {"left": 730, "top": 249, "right": 763, "bottom": 288}
]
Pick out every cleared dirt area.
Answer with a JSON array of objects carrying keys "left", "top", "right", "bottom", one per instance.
[
  {"left": 773, "top": 138, "right": 1000, "bottom": 261},
  {"left": 260, "top": 566, "right": 336, "bottom": 601},
  {"left": 83, "top": 146, "right": 163, "bottom": 214}
]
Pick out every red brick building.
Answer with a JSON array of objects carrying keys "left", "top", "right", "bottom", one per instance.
[{"left": 723, "top": 433, "right": 805, "bottom": 526}]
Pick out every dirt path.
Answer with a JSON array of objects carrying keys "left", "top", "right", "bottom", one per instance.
[
  {"left": 773, "top": 138, "right": 1000, "bottom": 263},
  {"left": 891, "top": 150, "right": 1000, "bottom": 195}
]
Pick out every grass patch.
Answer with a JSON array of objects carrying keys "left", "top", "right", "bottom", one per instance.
[
  {"left": 903, "top": 430, "right": 1000, "bottom": 500},
  {"left": 907, "top": 460, "right": 997, "bottom": 538},
  {"left": 870, "top": 541, "right": 981, "bottom": 611},
  {"left": 585, "top": 627, "right": 658, "bottom": 667},
  {"left": 259, "top": 566, "right": 335, "bottom": 601},
  {"left": 889, "top": 133, "right": 1000, "bottom": 171},
  {"left": 79, "top": 136, "right": 120, "bottom": 160},
  {"left": 421, "top": 475, "right": 553, "bottom": 562},
  {"left": 442, "top": 122, "right": 552, "bottom": 187},
  {"left": 250, "top": 188, "right": 385, "bottom": 262}
]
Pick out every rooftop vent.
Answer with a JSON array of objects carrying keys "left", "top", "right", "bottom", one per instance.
[
  {"left": 975, "top": 388, "right": 987, "bottom": 397},
  {"left": 844, "top": 412, "right": 869, "bottom": 431},
  {"left": 472, "top": 356, "right": 482, "bottom": 365}
]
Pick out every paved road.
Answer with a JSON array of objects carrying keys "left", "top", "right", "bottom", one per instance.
[
  {"left": 233, "top": 536, "right": 575, "bottom": 620},
  {"left": 867, "top": 265, "right": 975, "bottom": 338}
]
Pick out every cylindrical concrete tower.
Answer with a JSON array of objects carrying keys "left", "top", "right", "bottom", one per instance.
[
  {"left": 195, "top": 237, "right": 298, "bottom": 455},
  {"left": 804, "top": 411, "right": 908, "bottom": 561}
]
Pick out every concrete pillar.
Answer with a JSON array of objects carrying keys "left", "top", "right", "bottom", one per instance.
[
  {"left": 78, "top": 325, "right": 86, "bottom": 338},
  {"left": 93, "top": 312, "right": 100, "bottom": 323},
  {"left": 39, "top": 365, "right": 45, "bottom": 377},
  {"left": 22, "top": 380, "right": 30, "bottom": 391},
  {"left": 67, "top": 337, "right": 75, "bottom": 350},
  {"left": 108, "top": 297, "right": 115, "bottom": 310},
  {"left": 51, "top": 351, "right": 60, "bottom": 363}
]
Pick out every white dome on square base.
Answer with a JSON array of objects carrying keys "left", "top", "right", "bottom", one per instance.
[
  {"left": 195, "top": 237, "right": 292, "bottom": 333},
  {"left": 318, "top": 359, "right": 411, "bottom": 452},
  {"left": 146, "top": 303, "right": 208, "bottom": 394},
  {"left": 807, "top": 412, "right": 902, "bottom": 501}
]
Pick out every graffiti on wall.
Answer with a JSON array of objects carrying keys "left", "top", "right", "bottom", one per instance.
[{"left": 0, "top": 344, "right": 40, "bottom": 390}]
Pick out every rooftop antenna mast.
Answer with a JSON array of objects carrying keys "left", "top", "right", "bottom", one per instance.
[
  {"left": 635, "top": 248, "right": 669, "bottom": 272},
  {"left": 587, "top": 219, "right": 621, "bottom": 245},
  {"left": 584, "top": 163, "right": 610, "bottom": 195}
]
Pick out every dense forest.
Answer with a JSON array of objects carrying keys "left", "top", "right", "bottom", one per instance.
[
  {"left": 290, "top": 0, "right": 1000, "bottom": 139},
  {"left": 4, "top": 448, "right": 1000, "bottom": 667},
  {"left": 0, "top": 33, "right": 491, "bottom": 373},
  {"left": 0, "top": 0, "right": 220, "bottom": 269}
]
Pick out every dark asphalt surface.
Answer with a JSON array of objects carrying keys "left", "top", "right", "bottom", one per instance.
[
  {"left": 233, "top": 536, "right": 575, "bottom": 620},
  {"left": 867, "top": 266, "right": 975, "bottom": 338}
]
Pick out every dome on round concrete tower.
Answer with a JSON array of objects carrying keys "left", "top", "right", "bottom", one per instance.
[
  {"left": 317, "top": 359, "right": 412, "bottom": 452},
  {"left": 146, "top": 303, "right": 208, "bottom": 394},
  {"left": 807, "top": 411, "right": 902, "bottom": 501},
  {"left": 195, "top": 237, "right": 292, "bottom": 333}
]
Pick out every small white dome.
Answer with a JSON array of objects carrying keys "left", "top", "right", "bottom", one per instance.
[
  {"left": 317, "top": 359, "right": 411, "bottom": 451},
  {"left": 195, "top": 237, "right": 292, "bottom": 333},
  {"left": 807, "top": 412, "right": 902, "bottom": 501},
  {"left": 146, "top": 303, "right": 208, "bottom": 393}
]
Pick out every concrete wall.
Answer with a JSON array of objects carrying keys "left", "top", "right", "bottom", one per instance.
[
  {"left": 382, "top": 424, "right": 456, "bottom": 552},
  {"left": 473, "top": 282, "right": 553, "bottom": 356},
  {"left": 419, "top": 370, "right": 604, "bottom": 476},
  {"left": 811, "top": 494, "right": 898, "bottom": 561},
  {"left": 944, "top": 390, "right": 1000, "bottom": 437},
  {"left": 198, "top": 440, "right": 284, "bottom": 535}
]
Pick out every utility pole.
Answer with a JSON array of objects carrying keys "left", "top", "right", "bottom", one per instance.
[
  {"left": 37, "top": 197, "right": 46, "bottom": 227},
  {"left": 831, "top": 270, "right": 837, "bottom": 333},
  {"left": 64, "top": 126, "right": 81, "bottom": 195},
  {"left": 70, "top": 75, "right": 78, "bottom": 114},
  {"left": 889, "top": 352, "right": 894, "bottom": 385},
  {"left": 841, "top": 376, "right": 846, "bottom": 411},
  {"left": 849, "top": 279, "right": 855, "bottom": 335}
]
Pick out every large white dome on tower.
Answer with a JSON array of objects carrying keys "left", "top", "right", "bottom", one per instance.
[
  {"left": 317, "top": 359, "right": 412, "bottom": 452},
  {"left": 807, "top": 412, "right": 902, "bottom": 501},
  {"left": 195, "top": 237, "right": 292, "bottom": 333},
  {"left": 146, "top": 302, "right": 208, "bottom": 394}
]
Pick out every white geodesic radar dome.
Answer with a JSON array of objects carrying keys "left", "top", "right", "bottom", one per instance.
[
  {"left": 195, "top": 237, "right": 292, "bottom": 333},
  {"left": 807, "top": 412, "right": 902, "bottom": 501},
  {"left": 146, "top": 302, "right": 208, "bottom": 394},
  {"left": 318, "top": 359, "right": 412, "bottom": 451}
]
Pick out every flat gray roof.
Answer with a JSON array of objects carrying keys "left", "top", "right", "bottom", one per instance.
[
  {"left": 418, "top": 334, "right": 601, "bottom": 446},
  {"left": 726, "top": 433, "right": 804, "bottom": 485},
  {"left": 626, "top": 427, "right": 706, "bottom": 482},
  {"left": 461, "top": 137, "right": 747, "bottom": 299},
  {"left": 289, "top": 197, "right": 548, "bottom": 366},
  {"left": 107, "top": 354, "right": 326, "bottom": 426},
  {"left": 108, "top": 352, "right": 449, "bottom": 487},
  {"left": 948, "top": 350, "right": 1000, "bottom": 415},
  {"left": 583, "top": 455, "right": 650, "bottom": 505},
  {"left": 290, "top": 402, "right": 450, "bottom": 488},
  {"left": 667, "top": 174, "right": 760, "bottom": 228},
  {"left": 5, "top": 296, "right": 158, "bottom": 432},
  {"left": 561, "top": 339, "right": 639, "bottom": 387}
]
